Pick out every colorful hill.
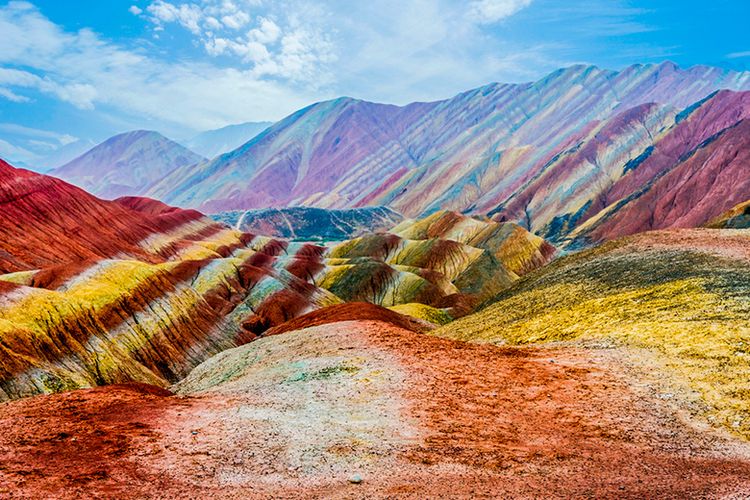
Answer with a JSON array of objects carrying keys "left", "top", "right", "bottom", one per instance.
[
  {"left": 0, "top": 162, "right": 552, "bottom": 399},
  {"left": 53, "top": 130, "right": 204, "bottom": 200},
  {"left": 557, "top": 90, "right": 750, "bottom": 245},
  {"left": 145, "top": 63, "right": 750, "bottom": 237},
  {"left": 318, "top": 210, "right": 555, "bottom": 314},
  {"left": 0, "top": 160, "right": 334, "bottom": 398},
  {"left": 213, "top": 206, "right": 402, "bottom": 241},
  {"left": 437, "top": 228, "right": 750, "bottom": 439},
  {"left": 0, "top": 159, "right": 217, "bottom": 273}
]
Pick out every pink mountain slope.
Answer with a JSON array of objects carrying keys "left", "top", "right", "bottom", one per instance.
[{"left": 146, "top": 63, "right": 750, "bottom": 237}]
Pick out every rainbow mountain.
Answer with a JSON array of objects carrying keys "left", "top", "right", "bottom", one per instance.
[{"left": 142, "top": 63, "right": 750, "bottom": 247}]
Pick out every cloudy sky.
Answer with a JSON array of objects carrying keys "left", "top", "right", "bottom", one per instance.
[{"left": 1, "top": 0, "right": 748, "bottom": 166}]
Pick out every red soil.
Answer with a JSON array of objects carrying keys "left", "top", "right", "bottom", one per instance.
[
  {"left": 115, "top": 196, "right": 186, "bottom": 216},
  {"left": 0, "top": 160, "right": 211, "bottom": 273},
  {"left": 263, "top": 302, "right": 433, "bottom": 336},
  {"left": 1, "top": 320, "right": 749, "bottom": 498},
  {"left": 0, "top": 383, "right": 182, "bottom": 498}
]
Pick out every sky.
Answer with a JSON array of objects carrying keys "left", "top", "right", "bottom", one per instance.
[{"left": 0, "top": 0, "right": 749, "bottom": 166}]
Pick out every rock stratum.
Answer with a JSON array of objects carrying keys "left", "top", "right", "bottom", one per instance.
[
  {"left": 0, "top": 160, "right": 553, "bottom": 400},
  {"left": 144, "top": 63, "right": 750, "bottom": 247}
]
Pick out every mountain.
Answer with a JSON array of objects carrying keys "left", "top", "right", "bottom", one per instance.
[
  {"left": 438, "top": 228, "right": 750, "bottom": 439},
  {"left": 0, "top": 162, "right": 553, "bottom": 400},
  {"left": 146, "top": 63, "right": 750, "bottom": 235},
  {"left": 53, "top": 130, "right": 204, "bottom": 200},
  {"left": 186, "top": 121, "right": 273, "bottom": 159},
  {"left": 35, "top": 138, "right": 97, "bottom": 171},
  {"left": 487, "top": 88, "right": 750, "bottom": 244},
  {"left": 212, "top": 206, "right": 403, "bottom": 240}
]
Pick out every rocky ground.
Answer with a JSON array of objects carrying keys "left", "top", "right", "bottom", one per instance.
[{"left": 2, "top": 318, "right": 750, "bottom": 498}]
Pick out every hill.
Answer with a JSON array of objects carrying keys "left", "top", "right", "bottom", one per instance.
[
  {"left": 0, "top": 165, "right": 553, "bottom": 399},
  {"left": 437, "top": 228, "right": 750, "bottom": 439}
]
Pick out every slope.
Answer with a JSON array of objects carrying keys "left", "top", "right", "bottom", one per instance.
[
  {"left": 2, "top": 319, "right": 749, "bottom": 497},
  {"left": 437, "top": 228, "right": 750, "bottom": 439}
]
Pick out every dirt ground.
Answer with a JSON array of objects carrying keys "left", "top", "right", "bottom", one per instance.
[{"left": 1, "top": 320, "right": 749, "bottom": 499}]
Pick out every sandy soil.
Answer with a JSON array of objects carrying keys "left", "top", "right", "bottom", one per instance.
[{"left": 1, "top": 320, "right": 749, "bottom": 498}]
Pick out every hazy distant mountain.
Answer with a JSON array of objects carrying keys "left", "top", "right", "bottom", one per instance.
[
  {"left": 54, "top": 130, "right": 204, "bottom": 199},
  {"left": 145, "top": 62, "right": 750, "bottom": 246},
  {"left": 212, "top": 206, "right": 403, "bottom": 241},
  {"left": 186, "top": 122, "right": 273, "bottom": 159},
  {"left": 34, "top": 138, "right": 97, "bottom": 171}
]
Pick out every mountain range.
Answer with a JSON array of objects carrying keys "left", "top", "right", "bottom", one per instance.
[
  {"left": 140, "top": 62, "right": 750, "bottom": 246},
  {"left": 28, "top": 62, "right": 750, "bottom": 249}
]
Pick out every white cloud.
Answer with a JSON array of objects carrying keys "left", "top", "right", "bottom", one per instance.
[
  {"left": 727, "top": 51, "right": 750, "bottom": 59},
  {"left": 249, "top": 17, "right": 281, "bottom": 44},
  {"left": 0, "top": 2, "right": 322, "bottom": 130},
  {"left": 139, "top": 1, "right": 335, "bottom": 84},
  {"left": 129, "top": 5, "right": 143, "bottom": 15},
  {"left": 205, "top": 15, "right": 222, "bottom": 29},
  {"left": 0, "top": 123, "right": 78, "bottom": 145},
  {"left": 467, "top": 0, "right": 533, "bottom": 24},
  {"left": 0, "top": 67, "right": 97, "bottom": 109},
  {"left": 0, "top": 87, "right": 30, "bottom": 102},
  {"left": 146, "top": 1, "right": 203, "bottom": 34},
  {"left": 0, "top": 137, "right": 37, "bottom": 162},
  {"left": 221, "top": 10, "right": 250, "bottom": 29}
]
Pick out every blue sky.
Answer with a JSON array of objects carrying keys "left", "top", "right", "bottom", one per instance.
[{"left": 1, "top": 0, "right": 749, "bottom": 166}]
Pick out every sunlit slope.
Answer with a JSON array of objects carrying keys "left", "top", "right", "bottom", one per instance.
[
  {"left": 706, "top": 200, "right": 750, "bottom": 229},
  {"left": 437, "top": 228, "right": 750, "bottom": 437}
]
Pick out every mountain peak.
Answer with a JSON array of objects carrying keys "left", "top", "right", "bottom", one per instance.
[{"left": 54, "top": 130, "right": 203, "bottom": 200}]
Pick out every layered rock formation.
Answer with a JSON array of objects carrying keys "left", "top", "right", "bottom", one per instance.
[{"left": 0, "top": 162, "right": 553, "bottom": 399}]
